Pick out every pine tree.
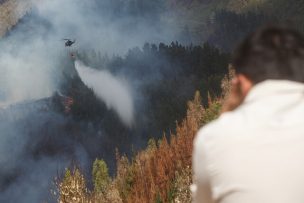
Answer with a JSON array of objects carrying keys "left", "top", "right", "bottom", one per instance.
[{"left": 92, "top": 159, "right": 111, "bottom": 193}]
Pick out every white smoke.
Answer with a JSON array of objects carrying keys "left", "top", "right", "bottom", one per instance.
[
  {"left": 0, "top": 0, "right": 179, "bottom": 201},
  {"left": 0, "top": 0, "right": 179, "bottom": 107},
  {"left": 75, "top": 60, "right": 134, "bottom": 127}
]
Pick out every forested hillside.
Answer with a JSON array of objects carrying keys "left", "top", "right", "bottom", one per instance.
[
  {"left": 0, "top": 1, "right": 230, "bottom": 200},
  {"left": 170, "top": 0, "right": 304, "bottom": 50},
  {"left": 57, "top": 41, "right": 229, "bottom": 170},
  {"left": 56, "top": 69, "right": 233, "bottom": 203},
  {"left": 1, "top": 0, "right": 304, "bottom": 45},
  {"left": 54, "top": 0, "right": 304, "bottom": 202},
  {"left": 1, "top": 0, "right": 304, "bottom": 202}
]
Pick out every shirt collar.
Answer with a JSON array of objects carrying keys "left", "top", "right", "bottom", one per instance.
[{"left": 244, "top": 80, "right": 304, "bottom": 103}]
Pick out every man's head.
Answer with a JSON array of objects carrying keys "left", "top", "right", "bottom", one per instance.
[
  {"left": 232, "top": 25, "right": 304, "bottom": 85},
  {"left": 221, "top": 25, "right": 304, "bottom": 113}
]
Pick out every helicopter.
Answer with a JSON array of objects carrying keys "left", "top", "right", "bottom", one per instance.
[{"left": 63, "top": 39, "right": 76, "bottom": 47}]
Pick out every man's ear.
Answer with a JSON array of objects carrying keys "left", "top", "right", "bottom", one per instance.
[{"left": 237, "top": 74, "right": 253, "bottom": 97}]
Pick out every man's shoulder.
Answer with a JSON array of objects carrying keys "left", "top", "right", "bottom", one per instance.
[{"left": 195, "top": 110, "right": 246, "bottom": 147}]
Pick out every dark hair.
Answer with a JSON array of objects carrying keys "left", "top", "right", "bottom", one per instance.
[{"left": 232, "top": 25, "right": 304, "bottom": 84}]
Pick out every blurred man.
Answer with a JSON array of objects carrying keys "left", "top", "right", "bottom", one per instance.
[{"left": 192, "top": 26, "right": 304, "bottom": 203}]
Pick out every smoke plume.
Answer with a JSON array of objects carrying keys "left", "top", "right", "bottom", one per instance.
[
  {"left": 0, "top": 0, "right": 181, "bottom": 202},
  {"left": 75, "top": 60, "right": 134, "bottom": 127}
]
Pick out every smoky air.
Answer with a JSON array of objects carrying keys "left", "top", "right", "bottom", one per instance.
[{"left": 0, "top": 0, "right": 184, "bottom": 202}]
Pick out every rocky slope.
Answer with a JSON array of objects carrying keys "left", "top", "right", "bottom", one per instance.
[{"left": 0, "top": 0, "right": 33, "bottom": 37}]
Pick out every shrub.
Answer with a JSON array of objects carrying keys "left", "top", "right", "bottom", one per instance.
[
  {"left": 58, "top": 168, "right": 90, "bottom": 203},
  {"left": 92, "top": 159, "right": 111, "bottom": 193}
]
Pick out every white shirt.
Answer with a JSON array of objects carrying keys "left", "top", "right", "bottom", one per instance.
[{"left": 192, "top": 80, "right": 304, "bottom": 203}]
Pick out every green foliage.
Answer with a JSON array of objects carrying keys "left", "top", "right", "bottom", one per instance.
[
  {"left": 122, "top": 166, "right": 135, "bottom": 197},
  {"left": 115, "top": 155, "right": 135, "bottom": 200},
  {"left": 64, "top": 169, "right": 71, "bottom": 181},
  {"left": 155, "top": 193, "right": 163, "bottom": 203},
  {"left": 147, "top": 138, "right": 157, "bottom": 151},
  {"left": 167, "top": 183, "right": 177, "bottom": 203},
  {"left": 92, "top": 159, "right": 111, "bottom": 193},
  {"left": 201, "top": 101, "right": 222, "bottom": 125}
]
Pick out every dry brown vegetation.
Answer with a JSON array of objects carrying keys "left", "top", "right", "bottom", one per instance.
[
  {"left": 0, "top": 0, "right": 34, "bottom": 37},
  {"left": 117, "top": 91, "right": 207, "bottom": 203},
  {"left": 57, "top": 92, "right": 223, "bottom": 203},
  {"left": 57, "top": 69, "right": 234, "bottom": 203}
]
